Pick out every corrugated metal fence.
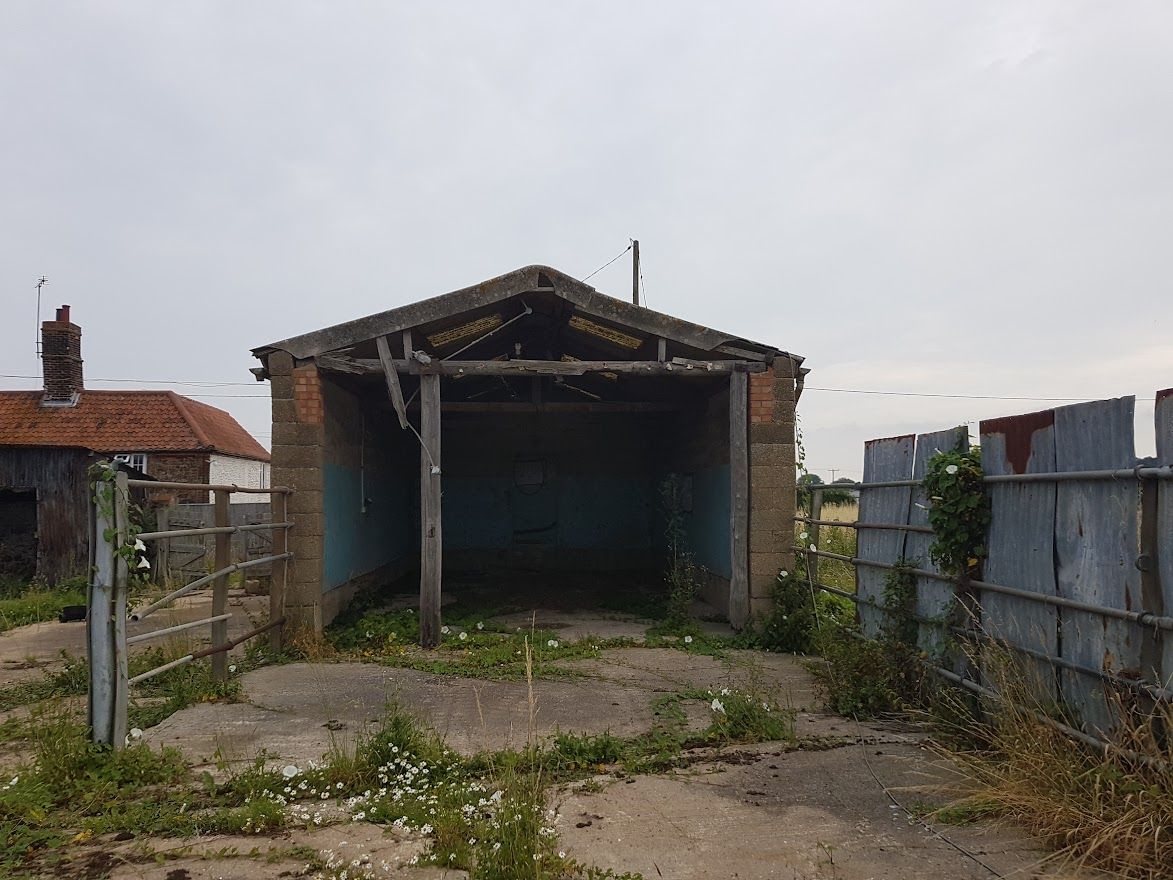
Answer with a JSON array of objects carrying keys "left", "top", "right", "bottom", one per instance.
[{"left": 800, "top": 391, "right": 1173, "bottom": 739}]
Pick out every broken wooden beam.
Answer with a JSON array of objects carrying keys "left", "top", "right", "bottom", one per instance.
[{"left": 375, "top": 335, "right": 409, "bottom": 429}]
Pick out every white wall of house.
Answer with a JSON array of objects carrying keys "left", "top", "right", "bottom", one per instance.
[{"left": 209, "top": 454, "right": 270, "bottom": 503}]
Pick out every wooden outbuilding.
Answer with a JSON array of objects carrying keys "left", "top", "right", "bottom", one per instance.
[{"left": 251, "top": 265, "right": 804, "bottom": 640}]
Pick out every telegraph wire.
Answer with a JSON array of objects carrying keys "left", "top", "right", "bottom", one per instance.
[
  {"left": 805, "top": 386, "right": 1158, "bottom": 402},
  {"left": 581, "top": 243, "right": 632, "bottom": 283},
  {"left": 0, "top": 372, "right": 1160, "bottom": 404}
]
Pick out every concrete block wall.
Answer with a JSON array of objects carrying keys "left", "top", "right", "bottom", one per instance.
[
  {"left": 747, "top": 357, "right": 799, "bottom": 618},
  {"left": 268, "top": 352, "right": 326, "bottom": 635}
]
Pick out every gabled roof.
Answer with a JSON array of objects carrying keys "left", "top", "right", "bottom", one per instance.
[
  {"left": 253, "top": 264, "right": 798, "bottom": 364},
  {"left": 0, "top": 390, "right": 270, "bottom": 461}
]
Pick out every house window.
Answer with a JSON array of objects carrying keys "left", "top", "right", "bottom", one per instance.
[{"left": 113, "top": 453, "right": 148, "bottom": 473}]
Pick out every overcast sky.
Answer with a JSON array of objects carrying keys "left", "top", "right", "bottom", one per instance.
[{"left": 2, "top": 1, "right": 1170, "bottom": 476}]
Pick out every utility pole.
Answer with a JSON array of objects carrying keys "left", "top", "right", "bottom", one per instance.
[
  {"left": 631, "top": 239, "right": 640, "bottom": 306},
  {"left": 35, "top": 276, "right": 48, "bottom": 359},
  {"left": 829, "top": 468, "right": 838, "bottom": 482}
]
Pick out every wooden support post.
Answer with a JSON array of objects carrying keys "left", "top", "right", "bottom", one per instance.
[
  {"left": 269, "top": 491, "right": 288, "bottom": 654},
  {"left": 419, "top": 373, "right": 442, "bottom": 648},
  {"left": 807, "top": 488, "right": 823, "bottom": 586},
  {"left": 402, "top": 329, "right": 413, "bottom": 358},
  {"left": 376, "top": 335, "right": 410, "bottom": 429},
  {"left": 156, "top": 506, "right": 170, "bottom": 586},
  {"left": 212, "top": 489, "right": 230, "bottom": 680},
  {"left": 728, "top": 367, "right": 750, "bottom": 628},
  {"left": 632, "top": 239, "right": 640, "bottom": 306},
  {"left": 657, "top": 337, "right": 667, "bottom": 362}
]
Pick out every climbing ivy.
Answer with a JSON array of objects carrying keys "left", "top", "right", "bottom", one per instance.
[
  {"left": 89, "top": 462, "right": 151, "bottom": 585},
  {"left": 922, "top": 447, "right": 991, "bottom": 578}
]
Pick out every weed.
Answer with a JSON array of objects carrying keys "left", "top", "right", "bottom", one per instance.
[
  {"left": 660, "top": 474, "right": 701, "bottom": 626},
  {"left": 0, "top": 584, "right": 87, "bottom": 633},
  {"left": 938, "top": 655, "right": 1173, "bottom": 878}
]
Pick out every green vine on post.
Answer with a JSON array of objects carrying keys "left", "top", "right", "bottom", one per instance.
[
  {"left": 921, "top": 447, "right": 991, "bottom": 578},
  {"left": 89, "top": 461, "right": 151, "bottom": 586}
]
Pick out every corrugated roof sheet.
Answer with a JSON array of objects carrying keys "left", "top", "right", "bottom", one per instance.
[{"left": 0, "top": 390, "right": 269, "bottom": 461}]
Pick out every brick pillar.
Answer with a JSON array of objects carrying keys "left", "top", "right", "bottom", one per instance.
[
  {"left": 747, "top": 357, "right": 799, "bottom": 619},
  {"left": 268, "top": 352, "right": 326, "bottom": 636}
]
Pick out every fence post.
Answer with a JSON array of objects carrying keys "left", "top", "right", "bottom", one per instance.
[
  {"left": 89, "top": 470, "right": 129, "bottom": 748},
  {"left": 807, "top": 487, "right": 823, "bottom": 586},
  {"left": 212, "top": 488, "right": 230, "bottom": 681},
  {"left": 269, "top": 491, "right": 287, "bottom": 654},
  {"left": 89, "top": 475, "right": 116, "bottom": 746},
  {"left": 111, "top": 471, "right": 129, "bottom": 748}
]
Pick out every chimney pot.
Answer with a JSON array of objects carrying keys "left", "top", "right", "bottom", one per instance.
[{"left": 56, "top": 305, "right": 71, "bottom": 323}]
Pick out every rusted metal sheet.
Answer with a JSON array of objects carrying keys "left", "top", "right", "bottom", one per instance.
[
  {"left": 857, "top": 435, "right": 914, "bottom": 638},
  {"left": 980, "top": 409, "right": 1058, "bottom": 695},
  {"left": 908, "top": 427, "right": 968, "bottom": 655},
  {"left": 1156, "top": 388, "right": 1173, "bottom": 685},
  {"left": 1053, "top": 397, "right": 1140, "bottom": 734}
]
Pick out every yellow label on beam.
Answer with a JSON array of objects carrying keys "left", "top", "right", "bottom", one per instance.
[
  {"left": 567, "top": 315, "right": 643, "bottom": 350},
  {"left": 427, "top": 314, "right": 503, "bottom": 348}
]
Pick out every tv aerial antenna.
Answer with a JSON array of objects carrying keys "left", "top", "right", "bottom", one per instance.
[{"left": 35, "top": 276, "right": 48, "bottom": 359}]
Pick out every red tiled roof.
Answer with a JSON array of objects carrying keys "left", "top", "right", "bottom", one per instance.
[{"left": 0, "top": 390, "right": 269, "bottom": 461}]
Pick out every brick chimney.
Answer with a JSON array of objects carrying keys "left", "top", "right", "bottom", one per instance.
[{"left": 41, "top": 305, "right": 84, "bottom": 405}]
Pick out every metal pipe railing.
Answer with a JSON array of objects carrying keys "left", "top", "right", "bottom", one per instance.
[
  {"left": 126, "top": 613, "right": 232, "bottom": 645},
  {"left": 130, "top": 553, "right": 294, "bottom": 621},
  {"left": 795, "top": 516, "right": 933, "bottom": 534},
  {"left": 811, "top": 465, "right": 1172, "bottom": 492},
  {"left": 127, "top": 618, "right": 285, "bottom": 686},
  {"left": 125, "top": 479, "right": 292, "bottom": 494},
  {"left": 930, "top": 666, "right": 1167, "bottom": 770},
  {"left": 136, "top": 522, "right": 293, "bottom": 541},
  {"left": 804, "top": 548, "right": 1173, "bottom": 632},
  {"left": 807, "top": 580, "right": 1173, "bottom": 701}
]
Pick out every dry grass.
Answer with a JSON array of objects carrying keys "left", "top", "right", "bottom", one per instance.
[
  {"left": 938, "top": 657, "right": 1172, "bottom": 878},
  {"left": 819, "top": 501, "right": 859, "bottom": 523}
]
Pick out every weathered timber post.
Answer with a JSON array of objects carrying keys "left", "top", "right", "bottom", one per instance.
[
  {"left": 212, "top": 488, "right": 230, "bottom": 680},
  {"left": 270, "top": 490, "right": 288, "bottom": 654},
  {"left": 729, "top": 366, "right": 750, "bottom": 628},
  {"left": 419, "top": 372, "right": 442, "bottom": 648}
]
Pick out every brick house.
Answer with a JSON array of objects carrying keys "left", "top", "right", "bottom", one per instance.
[
  {"left": 0, "top": 306, "right": 270, "bottom": 583},
  {"left": 251, "top": 265, "right": 805, "bottom": 637}
]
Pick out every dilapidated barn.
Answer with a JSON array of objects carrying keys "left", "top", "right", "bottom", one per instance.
[{"left": 252, "top": 266, "right": 804, "bottom": 641}]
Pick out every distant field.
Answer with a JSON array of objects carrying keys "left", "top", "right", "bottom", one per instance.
[{"left": 820, "top": 501, "right": 859, "bottom": 522}]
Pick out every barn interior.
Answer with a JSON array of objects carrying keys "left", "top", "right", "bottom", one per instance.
[{"left": 312, "top": 287, "right": 743, "bottom": 618}]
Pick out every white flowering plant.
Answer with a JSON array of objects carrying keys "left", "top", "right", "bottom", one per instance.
[{"left": 922, "top": 446, "right": 990, "bottom": 577}]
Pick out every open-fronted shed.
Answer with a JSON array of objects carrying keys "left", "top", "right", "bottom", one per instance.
[{"left": 253, "top": 265, "right": 804, "bottom": 641}]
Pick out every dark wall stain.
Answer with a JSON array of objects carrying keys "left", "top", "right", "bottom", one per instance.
[{"left": 980, "top": 409, "right": 1056, "bottom": 474}]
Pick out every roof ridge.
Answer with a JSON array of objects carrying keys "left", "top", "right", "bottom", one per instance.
[{"left": 168, "top": 391, "right": 213, "bottom": 449}]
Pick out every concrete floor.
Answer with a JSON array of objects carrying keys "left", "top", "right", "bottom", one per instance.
[{"left": 3, "top": 606, "right": 1090, "bottom": 879}]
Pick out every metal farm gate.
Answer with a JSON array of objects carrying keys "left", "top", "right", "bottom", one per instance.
[{"left": 87, "top": 471, "right": 293, "bottom": 748}]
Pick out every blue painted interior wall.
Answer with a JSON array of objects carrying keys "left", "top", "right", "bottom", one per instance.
[
  {"left": 322, "top": 381, "right": 414, "bottom": 592},
  {"left": 684, "top": 464, "right": 732, "bottom": 578},
  {"left": 441, "top": 413, "right": 659, "bottom": 554},
  {"left": 443, "top": 475, "right": 655, "bottom": 551}
]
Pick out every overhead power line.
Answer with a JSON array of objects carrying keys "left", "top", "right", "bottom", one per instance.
[
  {"left": 805, "top": 386, "right": 1158, "bottom": 403},
  {"left": 0, "top": 373, "right": 257, "bottom": 387},
  {"left": 581, "top": 243, "right": 632, "bottom": 282}
]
